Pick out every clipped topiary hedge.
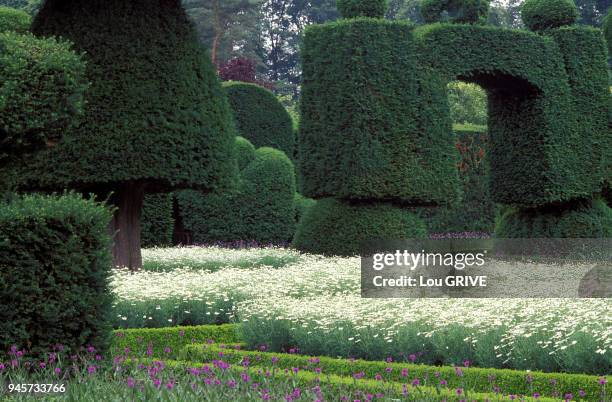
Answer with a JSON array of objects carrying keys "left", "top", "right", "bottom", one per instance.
[
  {"left": 0, "top": 193, "right": 113, "bottom": 358},
  {"left": 223, "top": 82, "right": 295, "bottom": 161},
  {"left": 0, "top": 31, "right": 87, "bottom": 163},
  {"left": 294, "top": 193, "right": 316, "bottom": 225},
  {"left": 336, "top": 0, "right": 387, "bottom": 19},
  {"left": 420, "top": 0, "right": 490, "bottom": 25},
  {"left": 496, "top": 198, "right": 612, "bottom": 237},
  {"left": 0, "top": 5, "right": 30, "bottom": 33},
  {"left": 604, "top": 9, "right": 611, "bottom": 54},
  {"left": 141, "top": 194, "right": 174, "bottom": 248},
  {"left": 235, "top": 136, "right": 257, "bottom": 171},
  {"left": 241, "top": 147, "right": 296, "bottom": 243},
  {"left": 292, "top": 198, "right": 427, "bottom": 256},
  {"left": 521, "top": 0, "right": 578, "bottom": 32}
]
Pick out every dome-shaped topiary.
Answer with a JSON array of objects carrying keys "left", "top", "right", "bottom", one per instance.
[
  {"left": 235, "top": 136, "right": 256, "bottom": 171},
  {"left": 0, "top": 6, "right": 31, "bottom": 33},
  {"left": 421, "top": 0, "right": 490, "bottom": 24},
  {"left": 0, "top": 31, "right": 87, "bottom": 161},
  {"left": 223, "top": 82, "right": 295, "bottom": 160},
  {"left": 336, "top": 0, "right": 388, "bottom": 19},
  {"left": 521, "top": 0, "right": 578, "bottom": 31},
  {"left": 293, "top": 198, "right": 427, "bottom": 256}
]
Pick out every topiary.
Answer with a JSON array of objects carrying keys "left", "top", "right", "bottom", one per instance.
[
  {"left": 0, "top": 31, "right": 86, "bottom": 165},
  {"left": 292, "top": 198, "right": 427, "bottom": 256},
  {"left": 235, "top": 136, "right": 257, "bottom": 171},
  {"left": 294, "top": 193, "right": 317, "bottom": 225},
  {"left": 241, "top": 147, "right": 296, "bottom": 243},
  {"left": 421, "top": 0, "right": 490, "bottom": 24},
  {"left": 521, "top": 0, "right": 578, "bottom": 31},
  {"left": 604, "top": 8, "right": 611, "bottom": 54},
  {"left": 496, "top": 198, "right": 612, "bottom": 238},
  {"left": 17, "top": 0, "right": 238, "bottom": 269},
  {"left": 336, "top": 0, "right": 388, "bottom": 19},
  {"left": 223, "top": 82, "right": 294, "bottom": 160},
  {"left": 141, "top": 194, "right": 175, "bottom": 248},
  {"left": 0, "top": 5, "right": 30, "bottom": 33},
  {"left": 0, "top": 193, "right": 113, "bottom": 359}
]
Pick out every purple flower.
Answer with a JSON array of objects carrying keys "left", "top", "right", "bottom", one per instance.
[
  {"left": 440, "top": 379, "right": 448, "bottom": 387},
  {"left": 54, "top": 367, "right": 61, "bottom": 376},
  {"left": 386, "top": 357, "right": 393, "bottom": 363},
  {"left": 292, "top": 367, "right": 299, "bottom": 374},
  {"left": 411, "top": 378, "right": 420, "bottom": 386},
  {"left": 95, "top": 354, "right": 102, "bottom": 361},
  {"left": 408, "top": 354, "right": 417, "bottom": 362},
  {"left": 599, "top": 377, "right": 608, "bottom": 385},
  {"left": 564, "top": 393, "right": 573, "bottom": 401},
  {"left": 39, "top": 362, "right": 46, "bottom": 369},
  {"left": 579, "top": 390, "right": 586, "bottom": 397},
  {"left": 127, "top": 377, "right": 135, "bottom": 388},
  {"left": 227, "top": 380, "right": 237, "bottom": 389},
  {"left": 271, "top": 356, "right": 279, "bottom": 364},
  {"left": 164, "top": 347, "right": 172, "bottom": 354},
  {"left": 153, "top": 378, "right": 161, "bottom": 388},
  {"left": 456, "top": 388, "right": 463, "bottom": 395},
  {"left": 385, "top": 367, "right": 392, "bottom": 373},
  {"left": 509, "top": 395, "right": 516, "bottom": 400},
  {"left": 241, "top": 372, "right": 251, "bottom": 382},
  {"left": 374, "top": 373, "right": 382, "bottom": 381},
  {"left": 401, "top": 368, "right": 408, "bottom": 377},
  {"left": 87, "top": 365, "right": 97, "bottom": 375},
  {"left": 533, "top": 393, "right": 540, "bottom": 399},
  {"left": 87, "top": 346, "right": 95, "bottom": 354},
  {"left": 526, "top": 374, "right": 533, "bottom": 384},
  {"left": 455, "top": 367, "right": 464, "bottom": 377},
  {"left": 0, "top": 363, "right": 5, "bottom": 371},
  {"left": 353, "top": 372, "right": 365, "bottom": 380},
  {"left": 179, "top": 330, "right": 185, "bottom": 337},
  {"left": 463, "top": 360, "right": 470, "bottom": 367}
]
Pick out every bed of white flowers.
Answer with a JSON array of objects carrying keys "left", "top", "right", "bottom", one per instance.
[{"left": 111, "top": 246, "right": 611, "bottom": 374}]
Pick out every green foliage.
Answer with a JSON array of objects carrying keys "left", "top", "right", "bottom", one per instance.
[
  {"left": 496, "top": 198, "right": 612, "bottom": 237},
  {"left": 110, "top": 324, "right": 240, "bottom": 359},
  {"left": 223, "top": 82, "right": 295, "bottom": 160},
  {"left": 294, "top": 193, "right": 316, "bottom": 225},
  {"left": 292, "top": 198, "right": 427, "bottom": 256},
  {"left": 0, "top": 5, "right": 29, "bottom": 33},
  {"left": 178, "top": 146, "right": 296, "bottom": 244},
  {"left": 0, "top": 31, "right": 87, "bottom": 163},
  {"left": 234, "top": 136, "right": 256, "bottom": 171},
  {"left": 336, "top": 0, "right": 388, "bottom": 18},
  {"left": 300, "top": 18, "right": 459, "bottom": 203},
  {"left": 415, "top": 24, "right": 608, "bottom": 207},
  {"left": 521, "top": 0, "right": 579, "bottom": 31},
  {"left": 241, "top": 147, "right": 296, "bottom": 243},
  {"left": 604, "top": 9, "right": 612, "bottom": 54},
  {"left": 420, "top": 130, "right": 496, "bottom": 233},
  {"left": 141, "top": 194, "right": 174, "bottom": 248},
  {"left": 182, "top": 343, "right": 605, "bottom": 399},
  {"left": 15, "top": 0, "right": 236, "bottom": 192},
  {"left": 421, "top": 0, "right": 490, "bottom": 24},
  {"left": 0, "top": 193, "right": 113, "bottom": 358},
  {"left": 447, "top": 81, "right": 487, "bottom": 126}
]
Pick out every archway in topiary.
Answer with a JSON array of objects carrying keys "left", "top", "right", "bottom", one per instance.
[{"left": 223, "top": 81, "right": 295, "bottom": 160}]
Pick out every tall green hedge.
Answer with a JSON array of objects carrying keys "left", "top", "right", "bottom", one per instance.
[
  {"left": 0, "top": 5, "right": 29, "bottom": 33},
  {"left": 292, "top": 198, "right": 427, "bottom": 256},
  {"left": 604, "top": 9, "right": 611, "bottom": 54},
  {"left": 299, "top": 18, "right": 459, "bottom": 204},
  {"left": 0, "top": 193, "right": 113, "bottom": 358},
  {"left": 141, "top": 194, "right": 174, "bottom": 248},
  {"left": 0, "top": 31, "right": 87, "bottom": 164},
  {"left": 15, "top": 0, "right": 236, "bottom": 193},
  {"left": 223, "top": 82, "right": 295, "bottom": 161}
]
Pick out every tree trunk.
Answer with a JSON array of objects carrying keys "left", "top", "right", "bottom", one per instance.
[{"left": 109, "top": 181, "right": 145, "bottom": 270}]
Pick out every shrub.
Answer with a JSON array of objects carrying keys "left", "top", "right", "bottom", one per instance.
[
  {"left": 496, "top": 198, "right": 612, "bottom": 237},
  {"left": 421, "top": 0, "right": 490, "bottom": 24},
  {"left": 223, "top": 82, "right": 294, "bottom": 160},
  {"left": 292, "top": 198, "right": 427, "bottom": 256},
  {"left": 294, "top": 193, "right": 316, "bottom": 225},
  {"left": 336, "top": 0, "right": 387, "bottom": 19},
  {"left": 0, "top": 31, "right": 87, "bottom": 162},
  {"left": 604, "top": 9, "right": 611, "bottom": 54},
  {"left": 521, "top": 0, "right": 578, "bottom": 31},
  {"left": 447, "top": 81, "right": 487, "bottom": 126},
  {"left": 241, "top": 147, "right": 296, "bottom": 243},
  {"left": 235, "top": 136, "right": 256, "bottom": 171},
  {"left": 0, "top": 193, "right": 113, "bottom": 358},
  {"left": 141, "top": 194, "right": 174, "bottom": 248},
  {"left": 0, "top": 5, "right": 30, "bottom": 33}
]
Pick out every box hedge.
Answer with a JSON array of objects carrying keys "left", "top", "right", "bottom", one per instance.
[
  {"left": 292, "top": 198, "right": 427, "bottom": 256},
  {"left": 223, "top": 82, "right": 295, "bottom": 161},
  {"left": 0, "top": 193, "right": 113, "bottom": 358}
]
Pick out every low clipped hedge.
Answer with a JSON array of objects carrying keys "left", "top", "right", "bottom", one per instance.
[
  {"left": 521, "top": 0, "right": 578, "bottom": 31},
  {"left": 0, "top": 193, "right": 113, "bottom": 358},
  {"left": 181, "top": 343, "right": 607, "bottom": 400},
  {"left": 496, "top": 198, "right": 612, "bottom": 237},
  {"left": 223, "top": 82, "right": 295, "bottom": 160},
  {"left": 141, "top": 194, "right": 174, "bottom": 248},
  {"left": 0, "top": 5, "right": 30, "bottom": 33},
  {"left": 111, "top": 324, "right": 240, "bottom": 359},
  {"left": 292, "top": 198, "right": 427, "bottom": 256}
]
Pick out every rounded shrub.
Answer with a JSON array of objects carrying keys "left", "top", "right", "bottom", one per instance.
[
  {"left": 141, "top": 194, "right": 175, "bottom": 248},
  {"left": 235, "top": 136, "right": 257, "bottom": 171},
  {"left": 0, "top": 6, "right": 30, "bottom": 33},
  {"left": 0, "top": 193, "right": 113, "bottom": 359},
  {"left": 336, "top": 0, "right": 388, "bottom": 19},
  {"left": 496, "top": 198, "right": 612, "bottom": 237},
  {"left": 521, "top": 0, "right": 578, "bottom": 31},
  {"left": 241, "top": 147, "right": 296, "bottom": 244},
  {"left": 294, "top": 193, "right": 317, "bottom": 225},
  {"left": 0, "top": 31, "right": 87, "bottom": 161},
  {"left": 223, "top": 82, "right": 295, "bottom": 160},
  {"left": 421, "top": 0, "right": 490, "bottom": 24},
  {"left": 293, "top": 198, "right": 427, "bottom": 256}
]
